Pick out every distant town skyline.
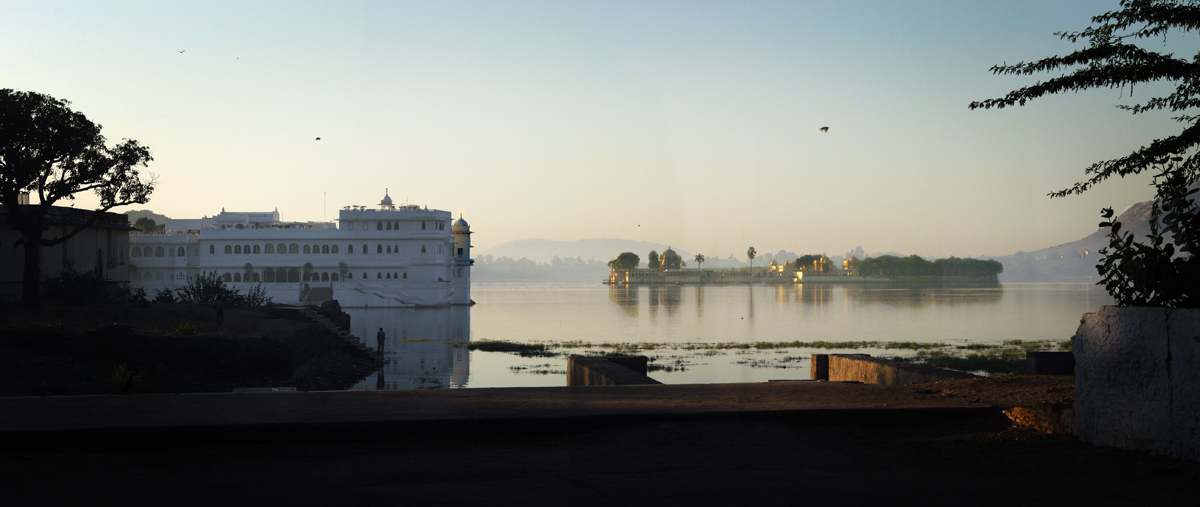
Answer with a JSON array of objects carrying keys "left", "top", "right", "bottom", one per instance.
[{"left": 4, "top": 1, "right": 1191, "bottom": 259}]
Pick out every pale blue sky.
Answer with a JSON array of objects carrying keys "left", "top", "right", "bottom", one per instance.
[{"left": 3, "top": 1, "right": 1190, "bottom": 258}]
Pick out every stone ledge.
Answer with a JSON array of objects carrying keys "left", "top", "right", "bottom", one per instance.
[{"left": 567, "top": 356, "right": 661, "bottom": 386}]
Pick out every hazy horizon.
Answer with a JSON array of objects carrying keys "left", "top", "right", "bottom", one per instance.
[{"left": 5, "top": 1, "right": 1192, "bottom": 258}]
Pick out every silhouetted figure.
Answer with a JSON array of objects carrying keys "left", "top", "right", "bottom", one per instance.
[
  {"left": 377, "top": 328, "right": 385, "bottom": 352},
  {"left": 214, "top": 298, "right": 225, "bottom": 325},
  {"left": 819, "top": 126, "right": 829, "bottom": 133}
]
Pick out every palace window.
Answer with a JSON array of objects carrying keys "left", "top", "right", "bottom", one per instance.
[
  {"left": 265, "top": 270, "right": 276, "bottom": 283},
  {"left": 347, "top": 272, "right": 353, "bottom": 280},
  {"left": 362, "top": 272, "right": 367, "bottom": 279},
  {"left": 235, "top": 245, "right": 242, "bottom": 254},
  {"left": 362, "top": 244, "right": 367, "bottom": 254},
  {"left": 234, "top": 273, "right": 241, "bottom": 282},
  {"left": 402, "top": 272, "right": 407, "bottom": 279},
  {"left": 393, "top": 221, "right": 398, "bottom": 229},
  {"left": 331, "top": 245, "right": 339, "bottom": 254},
  {"left": 224, "top": 245, "right": 232, "bottom": 254},
  {"left": 422, "top": 222, "right": 426, "bottom": 230},
  {"left": 421, "top": 245, "right": 426, "bottom": 254},
  {"left": 279, "top": 243, "right": 287, "bottom": 254},
  {"left": 289, "top": 244, "right": 298, "bottom": 254},
  {"left": 377, "top": 244, "right": 383, "bottom": 254},
  {"left": 386, "top": 273, "right": 391, "bottom": 279},
  {"left": 253, "top": 245, "right": 260, "bottom": 254},
  {"left": 209, "top": 245, "right": 215, "bottom": 255},
  {"left": 251, "top": 272, "right": 260, "bottom": 282},
  {"left": 321, "top": 273, "right": 329, "bottom": 282},
  {"left": 178, "top": 247, "right": 186, "bottom": 257},
  {"left": 312, "top": 244, "right": 319, "bottom": 254},
  {"left": 155, "top": 247, "right": 164, "bottom": 257},
  {"left": 348, "top": 245, "right": 354, "bottom": 254},
  {"left": 386, "top": 245, "right": 391, "bottom": 254},
  {"left": 377, "top": 272, "right": 382, "bottom": 279},
  {"left": 386, "top": 222, "right": 391, "bottom": 230},
  {"left": 265, "top": 244, "right": 275, "bottom": 254},
  {"left": 346, "top": 222, "right": 354, "bottom": 231},
  {"left": 322, "top": 245, "right": 329, "bottom": 254},
  {"left": 457, "top": 247, "right": 463, "bottom": 257},
  {"left": 243, "top": 244, "right": 250, "bottom": 253},
  {"left": 132, "top": 248, "right": 141, "bottom": 257},
  {"left": 330, "top": 273, "right": 337, "bottom": 282},
  {"left": 377, "top": 222, "right": 382, "bottom": 230},
  {"left": 303, "top": 245, "right": 311, "bottom": 254},
  {"left": 223, "top": 273, "right": 232, "bottom": 282}
]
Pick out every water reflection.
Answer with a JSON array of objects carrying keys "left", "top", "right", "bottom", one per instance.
[
  {"left": 348, "top": 306, "right": 471, "bottom": 390},
  {"left": 609, "top": 284, "right": 638, "bottom": 317},
  {"left": 843, "top": 283, "right": 1004, "bottom": 308}
]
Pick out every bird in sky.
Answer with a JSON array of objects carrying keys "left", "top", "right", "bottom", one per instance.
[
  {"left": 819, "top": 126, "right": 829, "bottom": 133},
  {"left": 179, "top": 50, "right": 185, "bottom": 53},
  {"left": 315, "top": 137, "right": 321, "bottom": 140}
]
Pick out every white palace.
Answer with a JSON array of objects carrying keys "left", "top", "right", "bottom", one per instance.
[{"left": 128, "top": 191, "right": 472, "bottom": 307}]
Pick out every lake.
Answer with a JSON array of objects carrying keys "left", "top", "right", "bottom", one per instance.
[{"left": 348, "top": 282, "right": 1114, "bottom": 390}]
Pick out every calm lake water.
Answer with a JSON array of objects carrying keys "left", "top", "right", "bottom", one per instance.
[{"left": 348, "top": 283, "right": 1114, "bottom": 390}]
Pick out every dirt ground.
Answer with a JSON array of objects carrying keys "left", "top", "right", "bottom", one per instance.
[{"left": 0, "top": 302, "right": 378, "bottom": 395}]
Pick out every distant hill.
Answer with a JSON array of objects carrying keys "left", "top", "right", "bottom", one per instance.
[
  {"left": 481, "top": 238, "right": 694, "bottom": 264},
  {"left": 124, "top": 209, "right": 169, "bottom": 225},
  {"left": 988, "top": 197, "right": 1159, "bottom": 283}
]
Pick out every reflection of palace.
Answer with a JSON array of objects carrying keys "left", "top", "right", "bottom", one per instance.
[{"left": 349, "top": 306, "right": 471, "bottom": 390}]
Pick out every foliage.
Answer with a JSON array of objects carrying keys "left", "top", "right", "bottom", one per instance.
[
  {"left": 107, "top": 363, "right": 145, "bottom": 394},
  {"left": 153, "top": 287, "right": 177, "bottom": 304},
  {"left": 0, "top": 89, "right": 155, "bottom": 306},
  {"left": 661, "top": 249, "right": 683, "bottom": 270},
  {"left": 647, "top": 250, "right": 661, "bottom": 269},
  {"left": 42, "top": 269, "right": 128, "bottom": 305},
  {"left": 694, "top": 253, "right": 705, "bottom": 268},
  {"left": 1097, "top": 167, "right": 1200, "bottom": 306},
  {"left": 746, "top": 246, "right": 757, "bottom": 268},
  {"left": 337, "top": 261, "right": 350, "bottom": 281},
  {"left": 176, "top": 271, "right": 271, "bottom": 307},
  {"left": 133, "top": 217, "right": 157, "bottom": 232},
  {"left": 858, "top": 255, "right": 1003, "bottom": 277},
  {"left": 302, "top": 262, "right": 314, "bottom": 282},
  {"left": 171, "top": 322, "right": 195, "bottom": 336},
  {"left": 128, "top": 287, "right": 149, "bottom": 306},
  {"left": 970, "top": 0, "right": 1200, "bottom": 306},
  {"left": 608, "top": 252, "right": 640, "bottom": 270}
]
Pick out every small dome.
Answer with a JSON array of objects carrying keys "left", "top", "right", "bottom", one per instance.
[
  {"left": 452, "top": 215, "right": 470, "bottom": 232},
  {"left": 379, "top": 189, "right": 393, "bottom": 206}
]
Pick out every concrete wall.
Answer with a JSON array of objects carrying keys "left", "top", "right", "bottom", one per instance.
[
  {"left": 567, "top": 356, "right": 661, "bottom": 386},
  {"left": 812, "top": 354, "right": 979, "bottom": 385},
  {"left": 1073, "top": 306, "right": 1200, "bottom": 461}
]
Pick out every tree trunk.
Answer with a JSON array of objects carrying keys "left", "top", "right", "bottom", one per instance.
[{"left": 20, "top": 237, "right": 42, "bottom": 306}]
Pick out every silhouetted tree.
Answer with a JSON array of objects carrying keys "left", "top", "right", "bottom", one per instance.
[
  {"left": 970, "top": 0, "right": 1199, "bottom": 305},
  {"left": 694, "top": 253, "right": 705, "bottom": 268},
  {"left": 746, "top": 246, "right": 757, "bottom": 269},
  {"left": 1, "top": 89, "right": 156, "bottom": 306},
  {"left": 133, "top": 217, "right": 157, "bottom": 232},
  {"left": 608, "top": 252, "right": 640, "bottom": 270},
  {"left": 662, "top": 248, "right": 682, "bottom": 270},
  {"left": 648, "top": 250, "right": 661, "bottom": 270}
]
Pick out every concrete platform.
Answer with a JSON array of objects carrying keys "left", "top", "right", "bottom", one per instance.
[{"left": 0, "top": 382, "right": 992, "bottom": 451}]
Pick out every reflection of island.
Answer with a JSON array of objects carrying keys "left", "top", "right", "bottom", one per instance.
[
  {"left": 609, "top": 285, "right": 683, "bottom": 317},
  {"left": 348, "top": 306, "right": 470, "bottom": 390},
  {"left": 842, "top": 284, "right": 1004, "bottom": 308}
]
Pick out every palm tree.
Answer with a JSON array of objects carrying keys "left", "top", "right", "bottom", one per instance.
[
  {"left": 694, "top": 253, "right": 705, "bottom": 269},
  {"left": 747, "top": 247, "right": 757, "bottom": 270}
]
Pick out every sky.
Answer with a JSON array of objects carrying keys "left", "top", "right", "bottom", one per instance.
[{"left": 3, "top": 0, "right": 1193, "bottom": 260}]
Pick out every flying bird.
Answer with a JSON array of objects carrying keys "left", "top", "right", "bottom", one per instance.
[
  {"left": 819, "top": 126, "right": 829, "bottom": 133},
  {"left": 315, "top": 137, "right": 321, "bottom": 140},
  {"left": 179, "top": 50, "right": 185, "bottom": 53}
]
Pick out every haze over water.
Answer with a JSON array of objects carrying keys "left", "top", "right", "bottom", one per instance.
[{"left": 351, "top": 283, "right": 1114, "bottom": 390}]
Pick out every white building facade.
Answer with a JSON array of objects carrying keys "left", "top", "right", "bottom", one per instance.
[{"left": 128, "top": 192, "right": 472, "bottom": 307}]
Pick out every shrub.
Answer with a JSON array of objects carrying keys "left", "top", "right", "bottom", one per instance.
[
  {"left": 42, "top": 269, "right": 128, "bottom": 305},
  {"left": 176, "top": 271, "right": 272, "bottom": 308},
  {"left": 153, "top": 288, "right": 177, "bottom": 304}
]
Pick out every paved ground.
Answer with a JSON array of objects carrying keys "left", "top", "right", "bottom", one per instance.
[{"left": 4, "top": 378, "right": 1199, "bottom": 506}]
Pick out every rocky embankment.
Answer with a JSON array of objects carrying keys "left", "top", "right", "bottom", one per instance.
[{"left": 0, "top": 303, "right": 378, "bottom": 396}]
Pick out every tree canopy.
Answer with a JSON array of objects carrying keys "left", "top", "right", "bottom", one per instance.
[
  {"left": 1, "top": 89, "right": 155, "bottom": 305},
  {"left": 133, "top": 217, "right": 157, "bottom": 232},
  {"left": 661, "top": 248, "right": 683, "bottom": 270},
  {"left": 970, "top": 0, "right": 1200, "bottom": 198},
  {"left": 858, "top": 255, "right": 1003, "bottom": 277},
  {"left": 647, "top": 250, "right": 661, "bottom": 270},
  {"left": 608, "top": 252, "right": 640, "bottom": 270}
]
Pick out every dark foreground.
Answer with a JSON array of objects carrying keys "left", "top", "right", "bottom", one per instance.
[{"left": 4, "top": 378, "right": 1198, "bottom": 506}]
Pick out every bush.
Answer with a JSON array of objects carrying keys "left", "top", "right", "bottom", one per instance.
[
  {"left": 176, "top": 271, "right": 272, "bottom": 308},
  {"left": 42, "top": 269, "right": 129, "bottom": 305},
  {"left": 153, "top": 288, "right": 177, "bottom": 304}
]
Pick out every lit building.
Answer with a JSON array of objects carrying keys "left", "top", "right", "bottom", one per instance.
[{"left": 128, "top": 191, "right": 473, "bottom": 307}]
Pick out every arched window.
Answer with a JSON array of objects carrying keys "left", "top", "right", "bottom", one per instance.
[
  {"left": 386, "top": 273, "right": 391, "bottom": 279},
  {"left": 322, "top": 245, "right": 329, "bottom": 254},
  {"left": 234, "top": 245, "right": 242, "bottom": 254},
  {"left": 177, "top": 247, "right": 186, "bottom": 257},
  {"left": 234, "top": 273, "right": 242, "bottom": 282},
  {"left": 223, "top": 272, "right": 232, "bottom": 282},
  {"left": 393, "top": 222, "right": 398, "bottom": 229},
  {"left": 348, "top": 245, "right": 354, "bottom": 254},
  {"left": 142, "top": 247, "right": 151, "bottom": 257},
  {"left": 321, "top": 273, "right": 329, "bottom": 282},
  {"left": 303, "top": 245, "right": 311, "bottom": 254},
  {"left": 244, "top": 244, "right": 250, "bottom": 253},
  {"left": 362, "top": 272, "right": 367, "bottom": 279},
  {"left": 422, "top": 221, "right": 426, "bottom": 230},
  {"left": 288, "top": 268, "right": 299, "bottom": 283},
  {"left": 386, "top": 245, "right": 391, "bottom": 254},
  {"left": 386, "top": 222, "right": 391, "bottom": 230},
  {"left": 402, "top": 272, "right": 407, "bottom": 279},
  {"left": 395, "top": 246, "right": 400, "bottom": 255},
  {"left": 224, "top": 245, "right": 232, "bottom": 254},
  {"left": 155, "top": 247, "right": 164, "bottom": 257},
  {"left": 331, "top": 245, "right": 339, "bottom": 254},
  {"left": 289, "top": 244, "right": 299, "bottom": 254},
  {"left": 209, "top": 245, "right": 215, "bottom": 255},
  {"left": 347, "top": 272, "right": 353, "bottom": 280},
  {"left": 265, "top": 244, "right": 275, "bottom": 254},
  {"left": 251, "top": 272, "right": 260, "bottom": 282},
  {"left": 155, "top": 272, "right": 164, "bottom": 281},
  {"left": 421, "top": 245, "right": 426, "bottom": 254},
  {"left": 265, "top": 269, "right": 276, "bottom": 283},
  {"left": 312, "top": 244, "right": 319, "bottom": 253},
  {"left": 142, "top": 272, "right": 151, "bottom": 281},
  {"left": 377, "top": 222, "right": 382, "bottom": 230},
  {"left": 132, "top": 248, "right": 142, "bottom": 257},
  {"left": 278, "top": 243, "right": 287, "bottom": 254},
  {"left": 377, "top": 272, "right": 382, "bottom": 279},
  {"left": 330, "top": 273, "right": 338, "bottom": 282},
  {"left": 362, "top": 244, "right": 368, "bottom": 254},
  {"left": 253, "top": 245, "right": 260, "bottom": 254},
  {"left": 377, "top": 244, "right": 383, "bottom": 254}
]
